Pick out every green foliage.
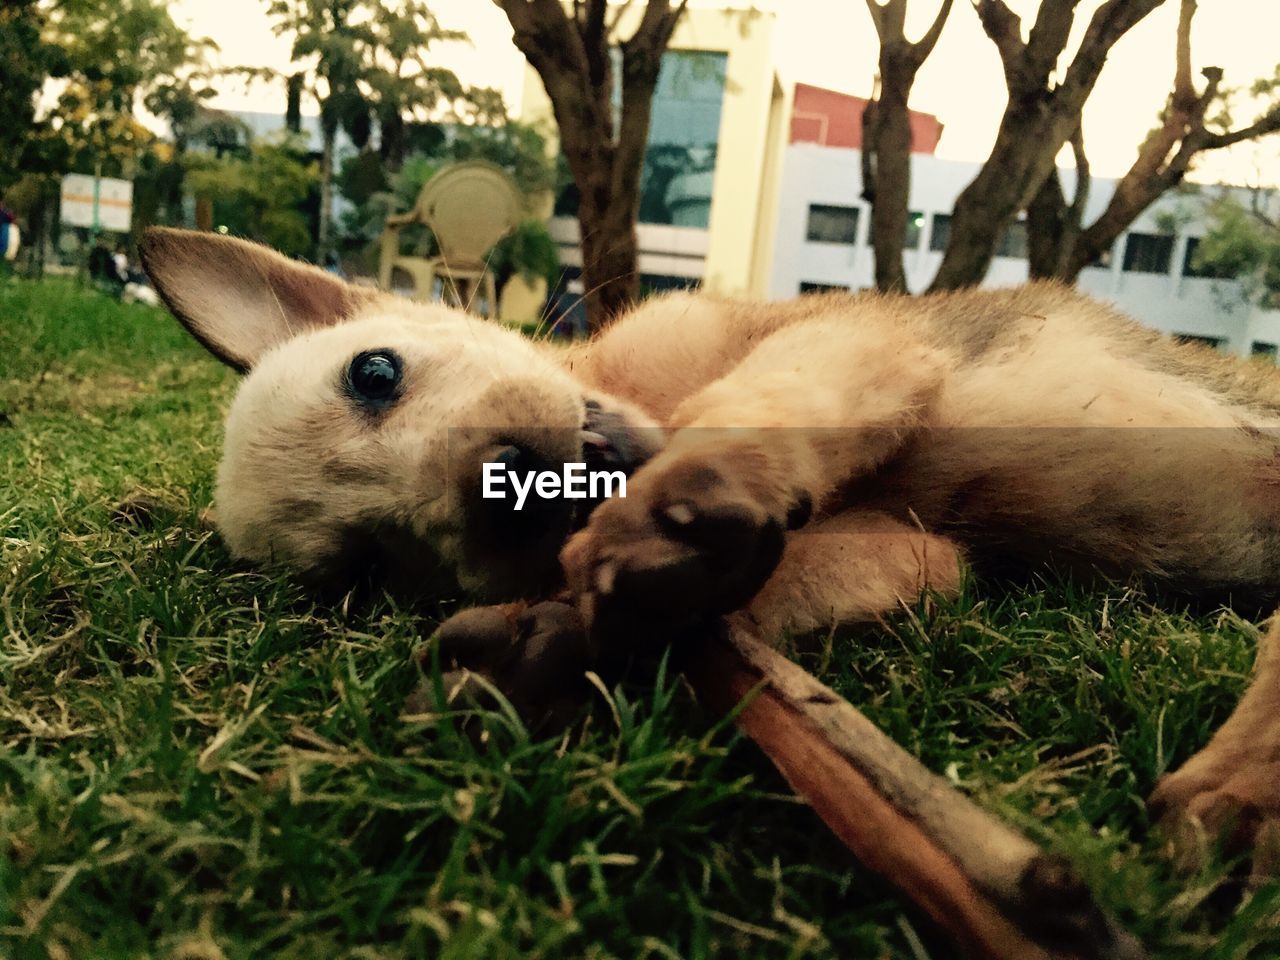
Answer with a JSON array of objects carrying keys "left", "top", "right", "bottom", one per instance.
[
  {"left": 489, "top": 219, "right": 562, "bottom": 291},
  {"left": 35, "top": 0, "right": 218, "bottom": 173},
  {"left": 1194, "top": 192, "right": 1280, "bottom": 305},
  {"left": 0, "top": 2, "right": 59, "bottom": 191},
  {"left": 446, "top": 114, "right": 558, "bottom": 198},
  {"left": 184, "top": 137, "right": 319, "bottom": 257},
  {"left": 338, "top": 117, "right": 559, "bottom": 286},
  {"left": 2, "top": 276, "right": 1280, "bottom": 956}
]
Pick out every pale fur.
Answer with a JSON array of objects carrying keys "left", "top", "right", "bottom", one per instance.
[{"left": 141, "top": 228, "right": 1280, "bottom": 864}]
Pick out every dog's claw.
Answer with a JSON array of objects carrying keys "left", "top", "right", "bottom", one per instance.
[
  {"left": 562, "top": 457, "right": 787, "bottom": 649},
  {"left": 1150, "top": 755, "right": 1280, "bottom": 881}
]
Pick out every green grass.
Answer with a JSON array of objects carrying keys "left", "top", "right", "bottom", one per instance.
[{"left": 1, "top": 275, "right": 1278, "bottom": 958}]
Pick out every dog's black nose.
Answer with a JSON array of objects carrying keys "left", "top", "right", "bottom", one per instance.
[
  {"left": 491, "top": 442, "right": 534, "bottom": 476},
  {"left": 478, "top": 443, "right": 573, "bottom": 545}
]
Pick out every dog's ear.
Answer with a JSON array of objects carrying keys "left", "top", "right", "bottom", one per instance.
[{"left": 140, "top": 227, "right": 375, "bottom": 372}]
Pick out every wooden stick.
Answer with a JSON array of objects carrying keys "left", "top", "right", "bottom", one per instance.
[{"left": 682, "top": 623, "right": 1147, "bottom": 960}]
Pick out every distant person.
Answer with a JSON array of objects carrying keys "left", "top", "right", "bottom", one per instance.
[
  {"left": 0, "top": 197, "right": 19, "bottom": 265},
  {"left": 88, "top": 241, "right": 124, "bottom": 293},
  {"left": 112, "top": 244, "right": 130, "bottom": 284},
  {"left": 323, "top": 250, "right": 347, "bottom": 280}
]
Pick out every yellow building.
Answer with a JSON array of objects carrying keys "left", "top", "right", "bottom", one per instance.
[{"left": 517, "top": 5, "right": 791, "bottom": 306}]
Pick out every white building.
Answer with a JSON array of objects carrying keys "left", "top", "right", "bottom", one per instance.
[{"left": 769, "top": 140, "right": 1280, "bottom": 359}]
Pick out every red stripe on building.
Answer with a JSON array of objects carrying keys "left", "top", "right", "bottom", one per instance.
[{"left": 789, "top": 82, "right": 943, "bottom": 154}]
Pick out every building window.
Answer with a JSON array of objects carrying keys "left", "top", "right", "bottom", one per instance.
[
  {"left": 556, "top": 50, "right": 728, "bottom": 228},
  {"left": 1175, "top": 334, "right": 1223, "bottom": 351},
  {"left": 1123, "top": 233, "right": 1175, "bottom": 274},
  {"left": 995, "top": 220, "right": 1028, "bottom": 259},
  {"left": 904, "top": 211, "right": 925, "bottom": 250},
  {"left": 799, "top": 281, "right": 850, "bottom": 294},
  {"left": 929, "top": 213, "right": 951, "bottom": 252},
  {"left": 806, "top": 204, "right": 860, "bottom": 244},
  {"left": 1252, "top": 341, "right": 1277, "bottom": 359},
  {"left": 639, "top": 274, "right": 701, "bottom": 296},
  {"left": 1182, "top": 237, "right": 1238, "bottom": 279}
]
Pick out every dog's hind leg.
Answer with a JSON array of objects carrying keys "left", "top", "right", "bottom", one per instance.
[
  {"left": 741, "top": 511, "right": 964, "bottom": 637},
  {"left": 1150, "top": 619, "right": 1280, "bottom": 881}
]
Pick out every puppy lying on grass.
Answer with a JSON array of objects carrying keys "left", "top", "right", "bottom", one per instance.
[{"left": 141, "top": 226, "right": 1280, "bottom": 876}]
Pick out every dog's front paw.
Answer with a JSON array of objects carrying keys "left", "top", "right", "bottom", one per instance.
[
  {"left": 1149, "top": 745, "right": 1280, "bottom": 881},
  {"left": 407, "top": 601, "right": 594, "bottom": 733},
  {"left": 560, "top": 457, "right": 795, "bottom": 648}
]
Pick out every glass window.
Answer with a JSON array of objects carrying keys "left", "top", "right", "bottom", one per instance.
[
  {"left": 639, "top": 273, "right": 701, "bottom": 296},
  {"left": 1182, "top": 237, "right": 1238, "bottom": 279},
  {"left": 1252, "top": 341, "right": 1277, "bottom": 359},
  {"left": 904, "top": 211, "right": 925, "bottom": 250},
  {"left": 553, "top": 50, "right": 727, "bottom": 229},
  {"left": 1122, "top": 233, "right": 1175, "bottom": 274},
  {"left": 799, "top": 281, "right": 850, "bottom": 294},
  {"left": 996, "top": 220, "right": 1028, "bottom": 259},
  {"left": 1174, "top": 333, "right": 1223, "bottom": 351},
  {"left": 806, "top": 204, "right": 860, "bottom": 244},
  {"left": 929, "top": 213, "right": 951, "bottom": 252}
]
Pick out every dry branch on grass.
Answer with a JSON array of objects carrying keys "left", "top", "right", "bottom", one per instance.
[{"left": 684, "top": 622, "right": 1147, "bottom": 960}]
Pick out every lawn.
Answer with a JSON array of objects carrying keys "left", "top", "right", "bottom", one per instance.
[{"left": 1, "top": 275, "right": 1277, "bottom": 959}]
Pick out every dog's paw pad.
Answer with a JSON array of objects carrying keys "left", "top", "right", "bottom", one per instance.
[{"left": 412, "top": 602, "right": 593, "bottom": 733}]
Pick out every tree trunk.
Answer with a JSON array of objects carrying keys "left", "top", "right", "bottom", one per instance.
[
  {"left": 865, "top": 72, "right": 914, "bottom": 293},
  {"left": 860, "top": 0, "right": 953, "bottom": 294},
  {"left": 1027, "top": 126, "right": 1089, "bottom": 280},
  {"left": 929, "top": 105, "right": 1078, "bottom": 291},
  {"left": 496, "top": 0, "right": 687, "bottom": 332},
  {"left": 927, "top": 0, "right": 1165, "bottom": 292},
  {"left": 286, "top": 73, "right": 304, "bottom": 134},
  {"left": 379, "top": 108, "right": 406, "bottom": 173},
  {"left": 577, "top": 191, "right": 642, "bottom": 320},
  {"left": 318, "top": 122, "right": 335, "bottom": 257}
]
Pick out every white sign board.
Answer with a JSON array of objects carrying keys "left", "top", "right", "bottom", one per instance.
[{"left": 60, "top": 174, "right": 133, "bottom": 233}]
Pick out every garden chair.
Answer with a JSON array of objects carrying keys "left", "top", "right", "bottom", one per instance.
[{"left": 378, "top": 160, "right": 522, "bottom": 318}]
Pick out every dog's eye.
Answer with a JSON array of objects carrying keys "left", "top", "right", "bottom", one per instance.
[{"left": 348, "top": 350, "right": 402, "bottom": 407}]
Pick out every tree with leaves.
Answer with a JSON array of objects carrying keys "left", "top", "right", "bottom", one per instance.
[
  {"left": 1193, "top": 188, "right": 1280, "bottom": 308},
  {"left": 266, "top": 0, "right": 370, "bottom": 256},
  {"left": 493, "top": 0, "right": 689, "bottom": 330},
  {"left": 0, "top": 1, "right": 62, "bottom": 192},
  {"left": 266, "top": 0, "right": 470, "bottom": 255},
  {"left": 860, "top": 0, "right": 952, "bottom": 293},
  {"left": 360, "top": 0, "right": 466, "bottom": 172},
  {"left": 6, "top": 0, "right": 217, "bottom": 268},
  {"left": 185, "top": 137, "right": 320, "bottom": 257}
]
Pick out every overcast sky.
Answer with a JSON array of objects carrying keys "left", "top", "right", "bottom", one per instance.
[{"left": 171, "top": 0, "right": 1280, "bottom": 185}]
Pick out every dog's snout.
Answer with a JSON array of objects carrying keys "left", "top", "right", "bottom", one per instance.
[
  {"left": 490, "top": 442, "right": 540, "bottom": 478},
  {"left": 475, "top": 441, "right": 573, "bottom": 543}
]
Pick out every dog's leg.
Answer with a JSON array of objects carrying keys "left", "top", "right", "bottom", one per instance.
[
  {"left": 1150, "top": 620, "right": 1280, "bottom": 880},
  {"left": 742, "top": 511, "right": 964, "bottom": 637},
  {"left": 562, "top": 321, "right": 950, "bottom": 641}
]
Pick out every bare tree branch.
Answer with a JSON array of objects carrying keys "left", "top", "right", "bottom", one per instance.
[
  {"left": 1066, "top": 0, "right": 1280, "bottom": 276},
  {"left": 1202, "top": 102, "right": 1280, "bottom": 148},
  {"left": 929, "top": 0, "right": 1164, "bottom": 290},
  {"left": 1059, "top": 0, "right": 1165, "bottom": 109},
  {"left": 915, "top": 0, "right": 955, "bottom": 59},
  {"left": 972, "top": 0, "right": 1026, "bottom": 90},
  {"left": 1173, "top": 0, "right": 1195, "bottom": 102},
  {"left": 861, "top": 0, "right": 956, "bottom": 292}
]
